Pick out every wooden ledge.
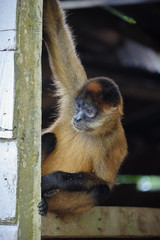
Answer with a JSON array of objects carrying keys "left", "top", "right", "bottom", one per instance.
[{"left": 42, "top": 206, "right": 160, "bottom": 238}]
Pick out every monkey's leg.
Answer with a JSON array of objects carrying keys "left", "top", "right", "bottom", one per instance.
[
  {"left": 38, "top": 171, "right": 110, "bottom": 215},
  {"left": 42, "top": 132, "right": 57, "bottom": 161}
]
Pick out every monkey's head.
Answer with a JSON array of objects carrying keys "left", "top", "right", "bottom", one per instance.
[{"left": 72, "top": 77, "right": 123, "bottom": 135}]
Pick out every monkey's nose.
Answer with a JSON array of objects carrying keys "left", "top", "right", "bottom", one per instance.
[{"left": 74, "top": 111, "right": 83, "bottom": 122}]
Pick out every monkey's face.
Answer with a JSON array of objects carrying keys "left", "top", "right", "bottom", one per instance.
[
  {"left": 72, "top": 99, "right": 98, "bottom": 132},
  {"left": 72, "top": 77, "right": 123, "bottom": 134},
  {"left": 72, "top": 99, "right": 120, "bottom": 134}
]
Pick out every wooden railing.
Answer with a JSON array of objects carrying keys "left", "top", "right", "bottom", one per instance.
[{"left": 42, "top": 206, "right": 160, "bottom": 238}]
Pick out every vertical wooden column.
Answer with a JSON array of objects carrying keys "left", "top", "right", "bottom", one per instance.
[{"left": 15, "top": 0, "right": 42, "bottom": 239}]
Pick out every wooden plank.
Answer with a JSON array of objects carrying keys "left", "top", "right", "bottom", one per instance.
[
  {"left": 0, "top": 30, "right": 16, "bottom": 51},
  {"left": 0, "top": 225, "right": 18, "bottom": 240},
  {"left": 42, "top": 206, "right": 160, "bottom": 238},
  {"left": 0, "top": 0, "right": 17, "bottom": 31},
  {"left": 0, "top": 140, "right": 17, "bottom": 221},
  {"left": 0, "top": 51, "right": 15, "bottom": 138},
  {"left": 0, "top": 1, "right": 17, "bottom": 139},
  {"left": 61, "top": 0, "right": 160, "bottom": 9}
]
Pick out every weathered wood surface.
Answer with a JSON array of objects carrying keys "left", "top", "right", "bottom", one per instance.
[
  {"left": 0, "top": 0, "right": 17, "bottom": 139},
  {"left": 0, "top": 31, "right": 16, "bottom": 51},
  {"left": 42, "top": 206, "right": 160, "bottom": 238},
  {"left": 0, "top": 0, "right": 17, "bottom": 31},
  {"left": 0, "top": 140, "right": 17, "bottom": 222},
  {"left": 0, "top": 225, "right": 18, "bottom": 240},
  {"left": 0, "top": 1, "right": 19, "bottom": 239},
  {"left": 60, "top": 0, "right": 160, "bottom": 9},
  {"left": 14, "top": 0, "right": 42, "bottom": 239},
  {"left": 0, "top": 52, "right": 15, "bottom": 138}
]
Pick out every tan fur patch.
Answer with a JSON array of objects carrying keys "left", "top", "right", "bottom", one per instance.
[
  {"left": 47, "top": 191, "right": 95, "bottom": 216},
  {"left": 87, "top": 81, "right": 102, "bottom": 93}
]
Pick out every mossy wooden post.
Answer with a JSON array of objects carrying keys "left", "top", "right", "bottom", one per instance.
[{"left": 15, "top": 0, "right": 42, "bottom": 239}]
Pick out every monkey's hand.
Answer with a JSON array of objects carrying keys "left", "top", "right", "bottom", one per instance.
[
  {"left": 38, "top": 190, "right": 57, "bottom": 216},
  {"left": 38, "top": 198, "right": 48, "bottom": 216},
  {"left": 38, "top": 174, "right": 58, "bottom": 216}
]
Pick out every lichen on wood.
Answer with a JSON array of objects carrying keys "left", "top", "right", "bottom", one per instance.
[{"left": 14, "top": 0, "right": 42, "bottom": 239}]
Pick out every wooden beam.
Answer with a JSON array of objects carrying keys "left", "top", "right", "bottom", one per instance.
[
  {"left": 42, "top": 206, "right": 160, "bottom": 238},
  {"left": 15, "top": 0, "right": 42, "bottom": 239},
  {"left": 60, "top": 0, "right": 160, "bottom": 9}
]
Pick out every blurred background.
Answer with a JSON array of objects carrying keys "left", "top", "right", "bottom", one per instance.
[{"left": 42, "top": 0, "right": 160, "bottom": 209}]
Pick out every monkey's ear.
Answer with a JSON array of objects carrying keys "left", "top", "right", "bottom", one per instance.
[{"left": 42, "top": 132, "right": 57, "bottom": 160}]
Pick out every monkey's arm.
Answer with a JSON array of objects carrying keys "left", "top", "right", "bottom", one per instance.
[
  {"left": 43, "top": 0, "right": 87, "bottom": 93},
  {"left": 38, "top": 171, "right": 110, "bottom": 216},
  {"left": 42, "top": 171, "right": 110, "bottom": 195}
]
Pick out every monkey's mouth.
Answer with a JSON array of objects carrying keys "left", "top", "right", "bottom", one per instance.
[
  {"left": 72, "top": 120, "right": 93, "bottom": 132},
  {"left": 72, "top": 119, "right": 86, "bottom": 131},
  {"left": 72, "top": 121, "right": 84, "bottom": 131}
]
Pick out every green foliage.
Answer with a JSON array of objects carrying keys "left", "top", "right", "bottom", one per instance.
[
  {"left": 117, "top": 175, "right": 160, "bottom": 191},
  {"left": 104, "top": 6, "right": 136, "bottom": 24}
]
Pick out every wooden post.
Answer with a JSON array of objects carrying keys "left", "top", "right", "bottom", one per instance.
[{"left": 15, "top": 0, "right": 42, "bottom": 239}]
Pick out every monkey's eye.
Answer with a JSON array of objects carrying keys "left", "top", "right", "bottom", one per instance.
[
  {"left": 75, "top": 102, "right": 80, "bottom": 111},
  {"left": 85, "top": 108, "right": 97, "bottom": 119}
]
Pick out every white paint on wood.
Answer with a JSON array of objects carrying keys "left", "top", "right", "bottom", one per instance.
[
  {"left": 0, "top": 140, "right": 17, "bottom": 221},
  {"left": 0, "top": 51, "right": 15, "bottom": 139},
  {"left": 0, "top": 130, "right": 13, "bottom": 139},
  {"left": 0, "top": 0, "right": 17, "bottom": 31},
  {"left": 0, "top": 225, "right": 18, "bottom": 240},
  {"left": 0, "top": 31, "right": 16, "bottom": 51}
]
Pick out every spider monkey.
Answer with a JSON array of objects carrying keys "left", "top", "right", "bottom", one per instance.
[{"left": 39, "top": 0, "right": 127, "bottom": 216}]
